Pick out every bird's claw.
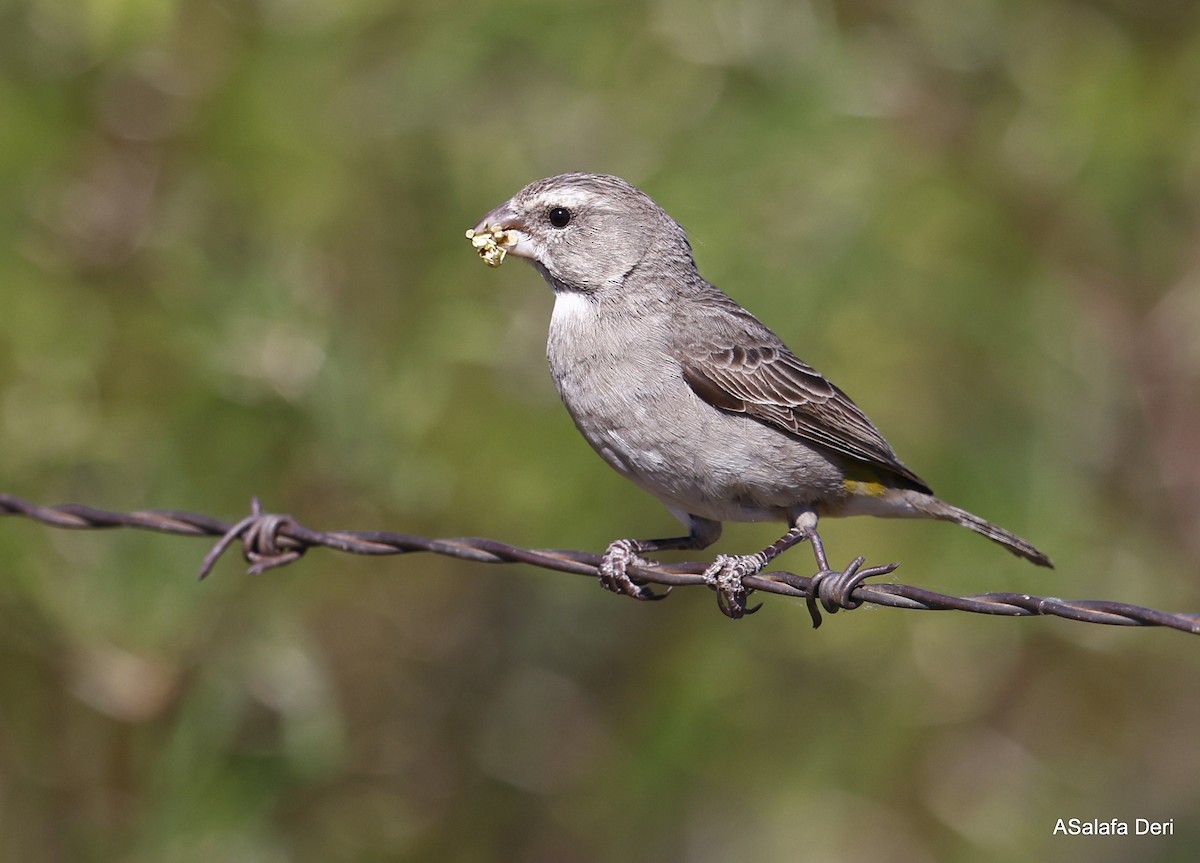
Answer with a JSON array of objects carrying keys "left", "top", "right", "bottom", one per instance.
[
  {"left": 703, "top": 553, "right": 764, "bottom": 620},
  {"left": 598, "top": 539, "right": 670, "bottom": 601}
]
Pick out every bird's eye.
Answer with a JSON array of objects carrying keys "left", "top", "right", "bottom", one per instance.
[{"left": 547, "top": 206, "right": 572, "bottom": 228}]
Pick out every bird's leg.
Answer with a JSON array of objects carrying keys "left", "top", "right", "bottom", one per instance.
[
  {"left": 704, "top": 510, "right": 821, "bottom": 619},
  {"left": 600, "top": 516, "right": 721, "bottom": 601}
]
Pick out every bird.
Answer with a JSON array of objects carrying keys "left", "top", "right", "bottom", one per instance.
[{"left": 468, "top": 172, "right": 1051, "bottom": 617}]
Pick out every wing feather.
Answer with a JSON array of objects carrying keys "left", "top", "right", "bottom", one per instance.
[{"left": 675, "top": 317, "right": 932, "bottom": 493}]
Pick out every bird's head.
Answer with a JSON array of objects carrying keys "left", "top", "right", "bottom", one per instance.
[{"left": 470, "top": 173, "right": 693, "bottom": 295}]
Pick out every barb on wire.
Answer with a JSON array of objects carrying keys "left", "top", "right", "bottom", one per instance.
[{"left": 1, "top": 492, "right": 1197, "bottom": 635}]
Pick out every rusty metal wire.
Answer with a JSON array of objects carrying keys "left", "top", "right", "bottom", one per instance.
[{"left": 2, "top": 492, "right": 1197, "bottom": 635}]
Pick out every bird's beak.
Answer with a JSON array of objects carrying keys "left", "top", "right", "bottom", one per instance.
[{"left": 471, "top": 203, "right": 536, "bottom": 262}]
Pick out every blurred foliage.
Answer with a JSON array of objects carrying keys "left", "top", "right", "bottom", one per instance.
[{"left": 1, "top": 0, "right": 1199, "bottom": 860}]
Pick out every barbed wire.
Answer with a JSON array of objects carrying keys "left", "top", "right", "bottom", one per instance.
[{"left": 1, "top": 492, "right": 1196, "bottom": 635}]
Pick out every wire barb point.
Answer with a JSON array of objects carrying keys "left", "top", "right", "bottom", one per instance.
[{"left": 198, "top": 498, "right": 305, "bottom": 580}]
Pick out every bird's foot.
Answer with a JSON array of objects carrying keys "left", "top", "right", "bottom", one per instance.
[
  {"left": 703, "top": 553, "right": 766, "bottom": 619},
  {"left": 598, "top": 539, "right": 670, "bottom": 601}
]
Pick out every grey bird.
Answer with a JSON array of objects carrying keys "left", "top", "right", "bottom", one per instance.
[{"left": 470, "top": 173, "right": 1052, "bottom": 617}]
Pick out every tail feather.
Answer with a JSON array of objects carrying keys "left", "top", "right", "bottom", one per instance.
[
  {"left": 935, "top": 500, "right": 1053, "bottom": 568},
  {"left": 840, "top": 486, "right": 1054, "bottom": 567}
]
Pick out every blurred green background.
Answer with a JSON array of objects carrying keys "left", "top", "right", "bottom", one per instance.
[{"left": 2, "top": 0, "right": 1198, "bottom": 860}]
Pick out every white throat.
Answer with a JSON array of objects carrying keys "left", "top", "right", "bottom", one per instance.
[{"left": 550, "top": 290, "right": 595, "bottom": 330}]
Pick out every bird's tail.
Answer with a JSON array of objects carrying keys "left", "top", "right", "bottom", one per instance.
[
  {"left": 925, "top": 497, "right": 1053, "bottom": 568},
  {"left": 843, "top": 487, "right": 1053, "bottom": 567}
]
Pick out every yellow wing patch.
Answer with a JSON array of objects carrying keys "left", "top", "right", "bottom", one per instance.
[{"left": 843, "top": 479, "right": 887, "bottom": 497}]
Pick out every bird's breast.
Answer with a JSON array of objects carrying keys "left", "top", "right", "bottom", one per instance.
[
  {"left": 542, "top": 289, "right": 848, "bottom": 523},
  {"left": 546, "top": 292, "right": 676, "bottom": 468}
]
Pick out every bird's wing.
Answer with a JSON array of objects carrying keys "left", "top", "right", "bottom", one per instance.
[{"left": 674, "top": 309, "right": 932, "bottom": 493}]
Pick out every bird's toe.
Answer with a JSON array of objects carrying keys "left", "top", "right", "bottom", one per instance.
[{"left": 599, "top": 539, "right": 669, "bottom": 601}]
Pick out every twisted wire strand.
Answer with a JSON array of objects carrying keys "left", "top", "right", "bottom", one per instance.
[{"left": 2, "top": 493, "right": 1196, "bottom": 634}]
